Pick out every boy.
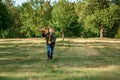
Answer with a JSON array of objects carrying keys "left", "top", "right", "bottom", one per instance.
[{"left": 41, "top": 28, "right": 56, "bottom": 60}]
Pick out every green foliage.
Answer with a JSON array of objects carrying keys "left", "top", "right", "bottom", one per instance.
[
  {"left": 0, "top": 0, "right": 120, "bottom": 38},
  {"left": 20, "top": 2, "right": 36, "bottom": 37},
  {"left": 0, "top": 1, "right": 10, "bottom": 38},
  {"left": 115, "top": 27, "right": 120, "bottom": 38},
  {"left": 111, "top": 0, "right": 120, "bottom": 6},
  {"left": 0, "top": 0, "right": 24, "bottom": 38},
  {"left": 52, "top": 0, "right": 81, "bottom": 37},
  {"left": 84, "top": 15, "right": 99, "bottom": 37},
  {"left": 75, "top": 0, "right": 120, "bottom": 38},
  {"left": 20, "top": 0, "right": 52, "bottom": 37}
]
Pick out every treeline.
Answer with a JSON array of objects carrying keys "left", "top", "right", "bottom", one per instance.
[{"left": 0, "top": 0, "right": 120, "bottom": 38}]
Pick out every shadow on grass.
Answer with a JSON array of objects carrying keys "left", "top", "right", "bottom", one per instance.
[
  {"left": 0, "top": 39, "right": 120, "bottom": 80},
  {"left": 53, "top": 55, "right": 120, "bottom": 68},
  {"left": 63, "top": 75, "right": 120, "bottom": 80},
  {"left": 54, "top": 41, "right": 120, "bottom": 67},
  {"left": 0, "top": 40, "right": 119, "bottom": 67},
  {"left": 0, "top": 76, "right": 26, "bottom": 80}
]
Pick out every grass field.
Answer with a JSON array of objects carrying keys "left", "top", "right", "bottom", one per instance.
[{"left": 0, "top": 38, "right": 120, "bottom": 80}]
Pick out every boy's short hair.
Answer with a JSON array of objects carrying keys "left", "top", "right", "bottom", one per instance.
[{"left": 50, "top": 27, "right": 54, "bottom": 30}]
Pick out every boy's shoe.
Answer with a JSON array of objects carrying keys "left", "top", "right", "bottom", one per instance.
[{"left": 50, "top": 56, "right": 53, "bottom": 59}]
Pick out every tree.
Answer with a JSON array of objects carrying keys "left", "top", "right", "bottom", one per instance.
[
  {"left": 0, "top": 0, "right": 11, "bottom": 38},
  {"left": 111, "top": 0, "right": 120, "bottom": 6},
  {"left": 0, "top": 0, "right": 120, "bottom": 38},
  {"left": 10, "top": 6, "right": 23, "bottom": 38},
  {"left": 52, "top": 0, "right": 77, "bottom": 40},
  {"left": 75, "top": 1, "right": 98, "bottom": 37},
  {"left": 20, "top": 2, "right": 36, "bottom": 37},
  {"left": 20, "top": 0, "right": 52, "bottom": 37},
  {"left": 76, "top": 0, "right": 114, "bottom": 38},
  {"left": 107, "top": 4, "right": 120, "bottom": 38}
]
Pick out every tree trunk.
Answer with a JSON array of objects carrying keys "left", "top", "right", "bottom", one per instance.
[
  {"left": 100, "top": 26, "right": 104, "bottom": 38},
  {"left": 62, "top": 32, "right": 64, "bottom": 41}
]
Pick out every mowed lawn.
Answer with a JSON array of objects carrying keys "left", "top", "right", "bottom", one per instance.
[{"left": 0, "top": 38, "right": 120, "bottom": 80}]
